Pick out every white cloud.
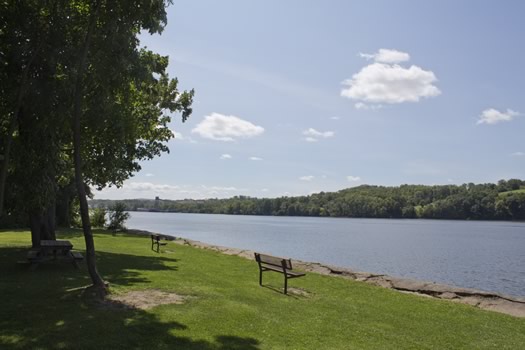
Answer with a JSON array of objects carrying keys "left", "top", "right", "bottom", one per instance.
[
  {"left": 249, "top": 156, "right": 263, "bottom": 161},
  {"left": 172, "top": 131, "right": 184, "bottom": 140},
  {"left": 347, "top": 176, "right": 361, "bottom": 182},
  {"left": 145, "top": 173, "right": 154, "bottom": 177},
  {"left": 359, "top": 49, "right": 410, "bottom": 64},
  {"left": 299, "top": 175, "right": 315, "bottom": 181},
  {"left": 477, "top": 108, "right": 520, "bottom": 125},
  {"left": 303, "top": 128, "right": 334, "bottom": 142},
  {"left": 97, "top": 181, "right": 248, "bottom": 200},
  {"left": 170, "top": 130, "right": 197, "bottom": 143},
  {"left": 330, "top": 116, "right": 341, "bottom": 120},
  {"left": 220, "top": 154, "right": 232, "bottom": 160},
  {"left": 354, "top": 102, "right": 382, "bottom": 110},
  {"left": 342, "top": 49, "right": 440, "bottom": 104},
  {"left": 260, "top": 188, "right": 269, "bottom": 192},
  {"left": 511, "top": 151, "right": 525, "bottom": 156},
  {"left": 303, "top": 128, "right": 335, "bottom": 142},
  {"left": 303, "top": 128, "right": 335, "bottom": 138},
  {"left": 204, "top": 185, "right": 239, "bottom": 191},
  {"left": 192, "top": 113, "right": 264, "bottom": 141},
  {"left": 124, "top": 182, "right": 180, "bottom": 192}
]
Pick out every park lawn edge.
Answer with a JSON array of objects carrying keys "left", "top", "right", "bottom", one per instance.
[{"left": 0, "top": 229, "right": 524, "bottom": 350}]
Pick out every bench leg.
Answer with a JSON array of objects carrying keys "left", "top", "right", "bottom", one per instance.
[
  {"left": 68, "top": 252, "right": 79, "bottom": 269},
  {"left": 152, "top": 241, "right": 160, "bottom": 253},
  {"left": 284, "top": 275, "right": 288, "bottom": 295}
]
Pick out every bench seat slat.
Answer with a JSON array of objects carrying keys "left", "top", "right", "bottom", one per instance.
[
  {"left": 260, "top": 265, "right": 284, "bottom": 273},
  {"left": 285, "top": 270, "right": 305, "bottom": 277},
  {"left": 260, "top": 265, "right": 305, "bottom": 277}
]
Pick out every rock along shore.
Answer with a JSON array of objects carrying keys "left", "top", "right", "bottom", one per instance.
[{"left": 127, "top": 229, "right": 525, "bottom": 318}]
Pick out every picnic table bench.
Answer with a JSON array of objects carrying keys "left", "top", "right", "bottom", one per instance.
[
  {"left": 151, "top": 234, "right": 167, "bottom": 253},
  {"left": 27, "top": 240, "right": 83, "bottom": 270},
  {"left": 254, "top": 252, "right": 305, "bottom": 294}
]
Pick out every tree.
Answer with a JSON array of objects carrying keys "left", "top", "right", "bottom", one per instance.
[
  {"left": 90, "top": 207, "right": 107, "bottom": 228},
  {"left": 71, "top": 0, "right": 193, "bottom": 294},
  {"left": 107, "top": 203, "right": 130, "bottom": 231},
  {"left": 1, "top": 0, "right": 193, "bottom": 294}
]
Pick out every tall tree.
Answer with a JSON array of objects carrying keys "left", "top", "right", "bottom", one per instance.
[
  {"left": 67, "top": 0, "right": 192, "bottom": 293},
  {"left": 1, "top": 0, "right": 193, "bottom": 293}
]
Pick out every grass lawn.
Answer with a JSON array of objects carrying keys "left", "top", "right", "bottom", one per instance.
[
  {"left": 1, "top": 230, "right": 524, "bottom": 349},
  {"left": 499, "top": 188, "right": 525, "bottom": 197}
]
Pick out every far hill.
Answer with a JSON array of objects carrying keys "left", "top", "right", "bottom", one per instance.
[{"left": 90, "top": 179, "right": 525, "bottom": 221}]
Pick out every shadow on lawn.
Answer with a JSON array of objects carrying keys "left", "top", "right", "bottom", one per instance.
[
  {"left": 0, "top": 246, "right": 262, "bottom": 350},
  {"left": 97, "top": 251, "right": 179, "bottom": 287}
]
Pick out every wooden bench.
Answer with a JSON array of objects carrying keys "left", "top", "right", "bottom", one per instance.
[
  {"left": 151, "top": 234, "right": 167, "bottom": 253},
  {"left": 254, "top": 252, "right": 305, "bottom": 294}
]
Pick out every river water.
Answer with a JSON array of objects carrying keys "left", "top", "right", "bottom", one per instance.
[{"left": 127, "top": 212, "right": 525, "bottom": 297}]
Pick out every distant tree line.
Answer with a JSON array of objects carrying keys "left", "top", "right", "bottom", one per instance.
[{"left": 91, "top": 179, "right": 525, "bottom": 221}]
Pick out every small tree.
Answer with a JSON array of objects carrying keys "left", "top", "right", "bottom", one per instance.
[
  {"left": 107, "top": 202, "right": 130, "bottom": 231},
  {"left": 90, "top": 207, "right": 107, "bottom": 228}
]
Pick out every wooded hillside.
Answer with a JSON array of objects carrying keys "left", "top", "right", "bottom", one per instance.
[{"left": 91, "top": 179, "right": 525, "bottom": 221}]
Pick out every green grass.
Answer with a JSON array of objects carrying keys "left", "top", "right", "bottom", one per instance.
[
  {"left": 499, "top": 187, "right": 525, "bottom": 197},
  {"left": 1, "top": 230, "right": 524, "bottom": 349}
]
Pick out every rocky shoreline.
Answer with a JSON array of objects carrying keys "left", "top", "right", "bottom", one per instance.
[{"left": 128, "top": 229, "right": 525, "bottom": 318}]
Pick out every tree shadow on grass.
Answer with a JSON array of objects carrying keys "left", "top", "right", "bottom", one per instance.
[
  {"left": 0, "top": 246, "right": 261, "bottom": 350},
  {"left": 260, "top": 284, "right": 311, "bottom": 300},
  {"left": 2, "top": 245, "right": 179, "bottom": 288},
  {"left": 96, "top": 251, "right": 179, "bottom": 287}
]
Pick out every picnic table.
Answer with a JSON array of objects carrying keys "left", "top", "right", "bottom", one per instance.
[
  {"left": 27, "top": 240, "right": 83, "bottom": 269},
  {"left": 41, "top": 240, "right": 73, "bottom": 256}
]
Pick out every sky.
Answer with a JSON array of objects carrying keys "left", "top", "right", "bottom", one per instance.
[{"left": 97, "top": 0, "right": 525, "bottom": 200}]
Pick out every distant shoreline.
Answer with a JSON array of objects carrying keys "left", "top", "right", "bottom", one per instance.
[
  {"left": 123, "top": 209, "right": 525, "bottom": 224},
  {"left": 126, "top": 228, "right": 525, "bottom": 317},
  {"left": 91, "top": 180, "right": 525, "bottom": 221}
]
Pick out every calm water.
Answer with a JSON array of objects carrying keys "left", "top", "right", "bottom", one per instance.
[{"left": 127, "top": 212, "right": 525, "bottom": 297}]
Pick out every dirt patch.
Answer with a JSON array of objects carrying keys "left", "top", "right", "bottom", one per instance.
[
  {"left": 106, "top": 290, "right": 187, "bottom": 310},
  {"left": 287, "top": 287, "right": 312, "bottom": 298}
]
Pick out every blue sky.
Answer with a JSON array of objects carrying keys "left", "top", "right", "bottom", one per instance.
[{"left": 98, "top": 0, "right": 525, "bottom": 200}]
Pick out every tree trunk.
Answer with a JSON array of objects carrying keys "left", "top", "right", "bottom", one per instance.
[
  {"left": 0, "top": 39, "right": 43, "bottom": 218},
  {"left": 0, "top": 118, "right": 17, "bottom": 219},
  {"left": 56, "top": 183, "right": 75, "bottom": 228},
  {"left": 44, "top": 201, "right": 56, "bottom": 240},
  {"left": 29, "top": 204, "right": 56, "bottom": 248},
  {"left": 29, "top": 212, "right": 42, "bottom": 248},
  {"left": 72, "top": 1, "right": 106, "bottom": 295}
]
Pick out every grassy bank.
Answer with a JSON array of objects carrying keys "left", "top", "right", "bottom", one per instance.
[{"left": 1, "top": 230, "right": 524, "bottom": 349}]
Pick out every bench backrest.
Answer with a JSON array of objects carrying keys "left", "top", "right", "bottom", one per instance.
[
  {"left": 151, "top": 234, "right": 161, "bottom": 242},
  {"left": 255, "top": 253, "right": 292, "bottom": 270}
]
